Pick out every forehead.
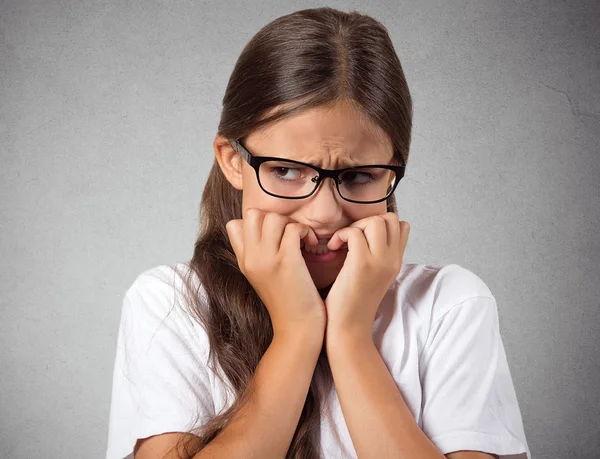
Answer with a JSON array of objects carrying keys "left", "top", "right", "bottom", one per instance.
[{"left": 250, "top": 102, "right": 393, "bottom": 166}]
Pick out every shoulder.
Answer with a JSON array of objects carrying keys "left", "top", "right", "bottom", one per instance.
[
  {"left": 127, "top": 262, "right": 199, "bottom": 298},
  {"left": 120, "top": 262, "right": 208, "bottom": 342},
  {"left": 392, "top": 262, "right": 495, "bottom": 324}
]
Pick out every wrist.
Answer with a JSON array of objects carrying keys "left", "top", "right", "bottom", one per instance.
[
  {"left": 325, "top": 325, "right": 374, "bottom": 354},
  {"left": 273, "top": 321, "right": 325, "bottom": 348}
]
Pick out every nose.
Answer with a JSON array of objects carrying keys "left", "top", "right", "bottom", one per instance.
[{"left": 303, "top": 176, "right": 343, "bottom": 223}]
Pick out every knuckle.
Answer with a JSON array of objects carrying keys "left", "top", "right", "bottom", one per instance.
[
  {"left": 226, "top": 219, "right": 239, "bottom": 235},
  {"left": 356, "top": 257, "right": 370, "bottom": 269},
  {"left": 379, "top": 212, "right": 392, "bottom": 223},
  {"left": 264, "top": 212, "right": 282, "bottom": 225},
  {"left": 285, "top": 222, "right": 300, "bottom": 233},
  {"left": 245, "top": 208, "right": 260, "bottom": 218}
]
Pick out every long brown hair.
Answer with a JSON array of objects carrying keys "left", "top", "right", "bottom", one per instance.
[{"left": 169, "top": 7, "right": 412, "bottom": 458}]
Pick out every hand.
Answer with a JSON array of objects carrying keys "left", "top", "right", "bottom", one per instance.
[
  {"left": 323, "top": 212, "right": 410, "bottom": 343},
  {"left": 226, "top": 208, "right": 327, "bottom": 338}
]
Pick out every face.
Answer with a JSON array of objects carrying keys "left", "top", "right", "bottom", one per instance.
[{"left": 214, "top": 100, "right": 395, "bottom": 292}]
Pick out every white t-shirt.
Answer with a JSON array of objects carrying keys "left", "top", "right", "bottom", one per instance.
[{"left": 105, "top": 262, "right": 531, "bottom": 459}]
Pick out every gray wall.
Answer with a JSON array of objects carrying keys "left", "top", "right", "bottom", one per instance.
[{"left": 1, "top": 1, "right": 599, "bottom": 458}]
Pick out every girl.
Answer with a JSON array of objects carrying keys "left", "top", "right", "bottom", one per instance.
[{"left": 106, "top": 7, "right": 530, "bottom": 459}]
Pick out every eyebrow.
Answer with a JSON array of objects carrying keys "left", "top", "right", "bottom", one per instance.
[{"left": 276, "top": 155, "right": 385, "bottom": 168}]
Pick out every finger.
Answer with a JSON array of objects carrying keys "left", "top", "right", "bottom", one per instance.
[
  {"left": 380, "top": 213, "right": 402, "bottom": 266},
  {"left": 302, "top": 225, "right": 319, "bottom": 248},
  {"left": 244, "top": 208, "right": 265, "bottom": 252},
  {"left": 326, "top": 216, "right": 374, "bottom": 251},
  {"left": 399, "top": 221, "right": 410, "bottom": 258},
  {"left": 225, "top": 218, "right": 244, "bottom": 262},
  {"left": 327, "top": 217, "right": 367, "bottom": 251},
  {"left": 328, "top": 226, "right": 368, "bottom": 255},
  {"left": 262, "top": 214, "right": 318, "bottom": 250},
  {"left": 362, "top": 215, "right": 388, "bottom": 255},
  {"left": 262, "top": 212, "right": 288, "bottom": 257},
  {"left": 281, "top": 222, "right": 314, "bottom": 255},
  {"left": 381, "top": 212, "right": 401, "bottom": 249}
]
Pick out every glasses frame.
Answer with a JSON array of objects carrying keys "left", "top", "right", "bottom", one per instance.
[{"left": 228, "top": 138, "right": 405, "bottom": 204}]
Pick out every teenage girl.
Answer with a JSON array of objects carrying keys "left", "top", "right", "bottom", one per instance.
[{"left": 106, "top": 7, "right": 530, "bottom": 459}]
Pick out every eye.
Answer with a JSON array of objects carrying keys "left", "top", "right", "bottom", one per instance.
[
  {"left": 272, "top": 167, "right": 299, "bottom": 180},
  {"left": 340, "top": 170, "right": 374, "bottom": 185}
]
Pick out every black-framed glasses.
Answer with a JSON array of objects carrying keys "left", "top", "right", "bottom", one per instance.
[{"left": 228, "top": 138, "right": 405, "bottom": 204}]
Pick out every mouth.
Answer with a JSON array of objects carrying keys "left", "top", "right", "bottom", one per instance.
[
  {"left": 302, "top": 238, "right": 333, "bottom": 255},
  {"left": 300, "top": 239, "right": 348, "bottom": 263}
]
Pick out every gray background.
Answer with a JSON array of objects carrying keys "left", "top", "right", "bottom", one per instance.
[{"left": 1, "top": 0, "right": 599, "bottom": 458}]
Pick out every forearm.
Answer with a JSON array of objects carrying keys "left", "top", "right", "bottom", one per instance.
[
  {"left": 194, "top": 327, "right": 324, "bottom": 459},
  {"left": 326, "top": 331, "right": 445, "bottom": 459}
]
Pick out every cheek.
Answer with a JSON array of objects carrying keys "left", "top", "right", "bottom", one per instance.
[
  {"left": 241, "top": 185, "right": 300, "bottom": 217},
  {"left": 345, "top": 203, "right": 388, "bottom": 221},
  {"left": 241, "top": 173, "right": 277, "bottom": 211},
  {"left": 241, "top": 178, "right": 304, "bottom": 216}
]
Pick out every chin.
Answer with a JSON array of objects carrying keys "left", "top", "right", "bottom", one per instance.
[
  {"left": 310, "top": 267, "right": 340, "bottom": 290},
  {"left": 306, "top": 252, "right": 346, "bottom": 290}
]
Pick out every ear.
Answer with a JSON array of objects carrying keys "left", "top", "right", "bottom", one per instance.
[{"left": 214, "top": 135, "right": 243, "bottom": 191}]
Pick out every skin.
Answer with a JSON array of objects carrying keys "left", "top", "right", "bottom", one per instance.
[
  {"left": 135, "top": 101, "right": 498, "bottom": 458},
  {"left": 213, "top": 101, "right": 495, "bottom": 459},
  {"left": 213, "top": 99, "right": 395, "bottom": 293}
]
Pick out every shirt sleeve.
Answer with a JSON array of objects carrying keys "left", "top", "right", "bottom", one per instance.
[
  {"left": 105, "top": 271, "right": 216, "bottom": 459},
  {"left": 419, "top": 296, "right": 531, "bottom": 459}
]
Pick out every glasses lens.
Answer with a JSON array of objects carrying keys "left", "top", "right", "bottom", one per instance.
[
  {"left": 259, "top": 160, "right": 319, "bottom": 197},
  {"left": 337, "top": 167, "right": 397, "bottom": 202},
  {"left": 259, "top": 161, "right": 397, "bottom": 202}
]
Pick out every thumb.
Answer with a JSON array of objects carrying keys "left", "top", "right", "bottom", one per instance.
[{"left": 225, "top": 219, "right": 244, "bottom": 260}]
